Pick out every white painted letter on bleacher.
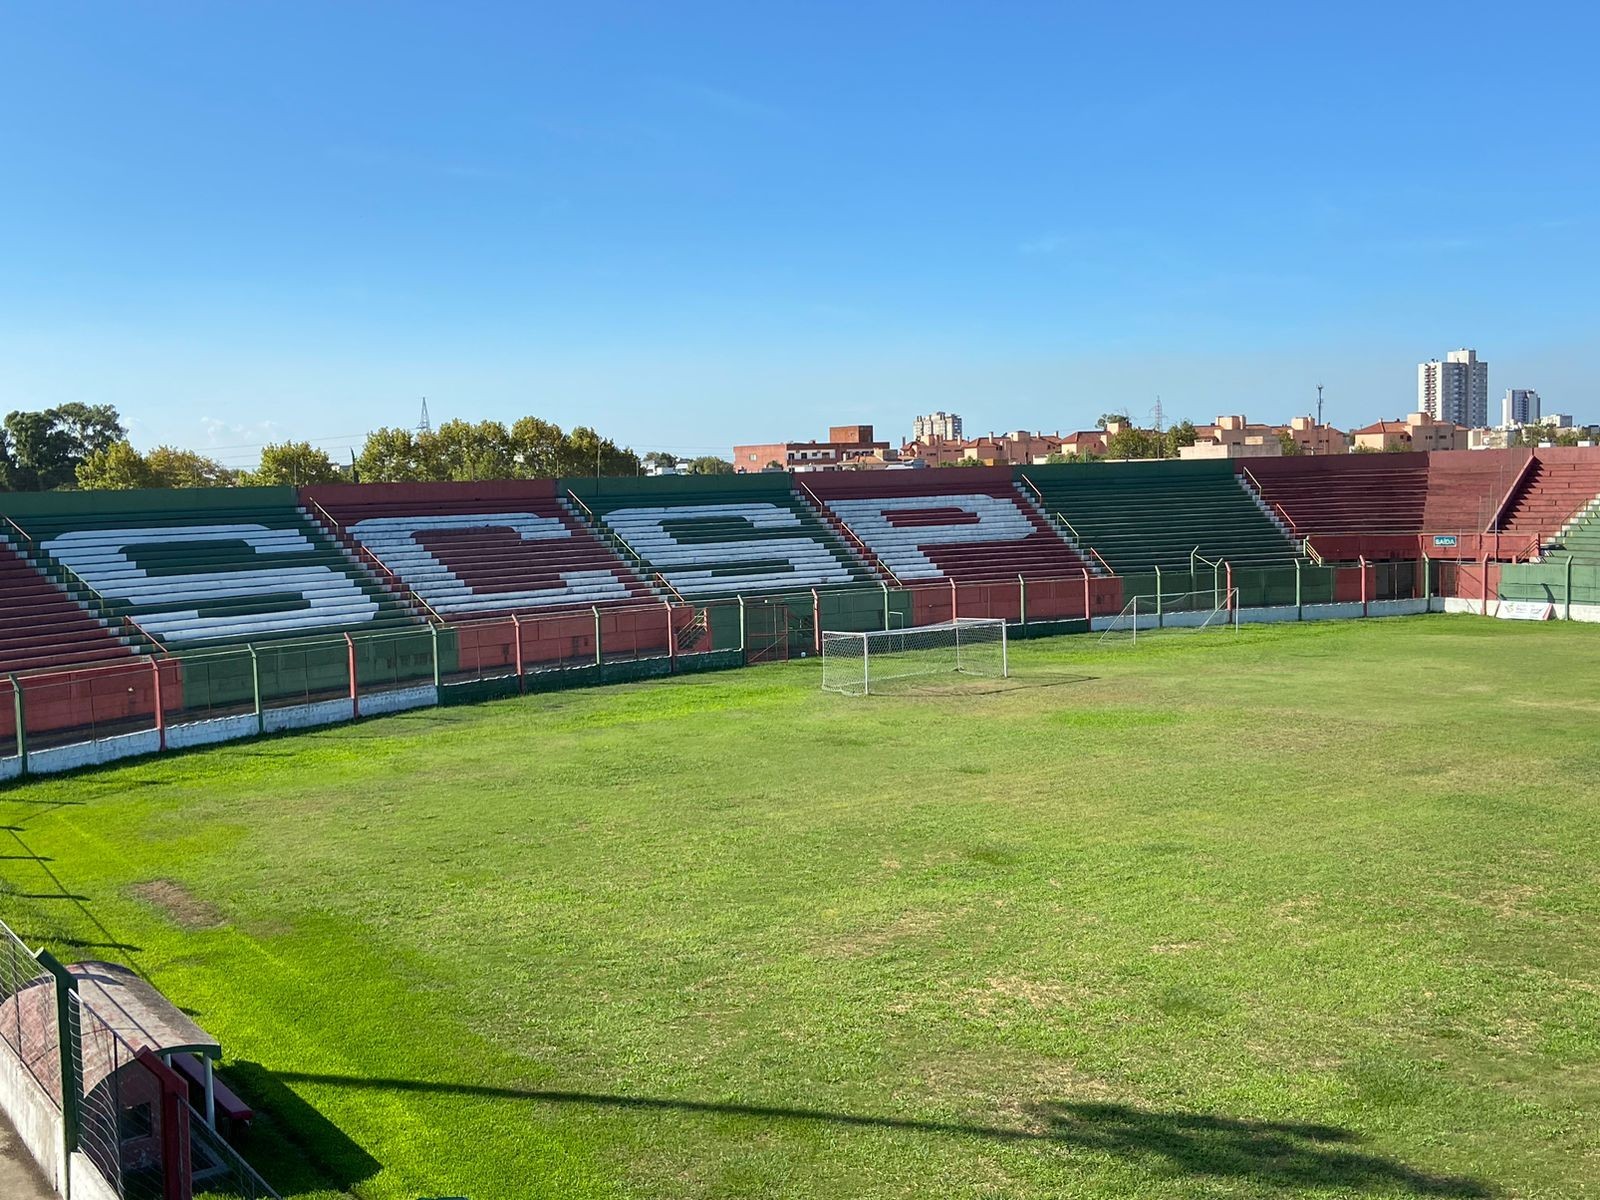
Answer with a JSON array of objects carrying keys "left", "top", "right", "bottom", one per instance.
[
  {"left": 42, "top": 524, "right": 376, "bottom": 643},
  {"left": 824, "top": 495, "right": 1036, "bottom": 580},
  {"left": 601, "top": 503, "right": 853, "bottom": 595},
  {"left": 347, "top": 513, "right": 633, "bottom": 614}
]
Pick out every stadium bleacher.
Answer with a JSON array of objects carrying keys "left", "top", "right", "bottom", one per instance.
[
  {"left": 1019, "top": 459, "right": 1300, "bottom": 573},
  {"left": 304, "top": 480, "right": 659, "bottom": 619},
  {"left": 803, "top": 467, "right": 1093, "bottom": 582},
  {"left": 568, "top": 475, "right": 873, "bottom": 598},
  {"left": 2, "top": 488, "right": 418, "bottom": 649},
  {"left": 0, "top": 534, "right": 140, "bottom": 674},
  {"left": 1494, "top": 453, "right": 1600, "bottom": 549},
  {"left": 1243, "top": 455, "right": 1430, "bottom": 535}
]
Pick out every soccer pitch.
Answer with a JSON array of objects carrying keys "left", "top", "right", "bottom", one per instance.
[{"left": 2, "top": 616, "right": 1598, "bottom": 1199}]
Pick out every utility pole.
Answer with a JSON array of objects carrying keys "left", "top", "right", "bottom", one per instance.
[
  {"left": 1152, "top": 395, "right": 1165, "bottom": 458},
  {"left": 418, "top": 398, "right": 432, "bottom": 435},
  {"left": 1316, "top": 384, "right": 1324, "bottom": 427}
]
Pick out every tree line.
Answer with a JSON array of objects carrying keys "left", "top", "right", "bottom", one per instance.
[{"left": 0, "top": 405, "right": 718, "bottom": 491}]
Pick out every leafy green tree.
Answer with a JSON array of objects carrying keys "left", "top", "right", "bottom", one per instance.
[
  {"left": 432, "top": 419, "right": 519, "bottom": 481},
  {"left": 510, "top": 417, "right": 567, "bottom": 477},
  {"left": 250, "top": 441, "right": 344, "bottom": 485},
  {"left": 1, "top": 405, "right": 126, "bottom": 491},
  {"left": 642, "top": 451, "right": 679, "bottom": 472},
  {"left": 1105, "top": 425, "right": 1160, "bottom": 459},
  {"left": 79, "top": 442, "right": 233, "bottom": 489},
  {"left": 1164, "top": 419, "right": 1198, "bottom": 457},
  {"left": 1043, "top": 452, "right": 1073, "bottom": 464},
  {"left": 1277, "top": 430, "right": 1305, "bottom": 456},
  {"left": 687, "top": 456, "right": 734, "bottom": 475},
  {"left": 77, "top": 441, "right": 157, "bottom": 489},
  {"left": 1096, "top": 412, "right": 1132, "bottom": 430},
  {"left": 356, "top": 427, "right": 426, "bottom": 482},
  {"left": 144, "top": 446, "right": 235, "bottom": 487}
]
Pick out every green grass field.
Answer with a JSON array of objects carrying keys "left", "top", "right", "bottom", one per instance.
[{"left": 3, "top": 615, "right": 1599, "bottom": 1199}]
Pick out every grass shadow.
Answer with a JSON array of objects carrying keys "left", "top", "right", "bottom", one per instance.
[
  {"left": 268, "top": 1072, "right": 1492, "bottom": 1196},
  {"left": 225, "top": 1061, "right": 383, "bottom": 1195}
]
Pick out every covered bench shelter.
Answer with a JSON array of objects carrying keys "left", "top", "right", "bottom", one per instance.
[{"left": 68, "top": 961, "right": 224, "bottom": 1130}]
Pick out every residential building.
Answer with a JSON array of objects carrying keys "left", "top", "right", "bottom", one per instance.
[
  {"left": 1179, "top": 414, "right": 1349, "bottom": 459},
  {"left": 911, "top": 411, "right": 963, "bottom": 442},
  {"left": 732, "top": 424, "right": 894, "bottom": 473},
  {"left": 1418, "top": 349, "right": 1489, "bottom": 427},
  {"left": 1502, "top": 388, "right": 1541, "bottom": 427},
  {"left": 1352, "top": 412, "right": 1469, "bottom": 453}
]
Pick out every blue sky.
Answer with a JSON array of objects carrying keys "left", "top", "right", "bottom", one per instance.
[{"left": 1, "top": 2, "right": 1596, "bottom": 466}]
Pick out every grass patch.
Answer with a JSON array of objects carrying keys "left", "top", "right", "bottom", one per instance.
[{"left": 2, "top": 616, "right": 1598, "bottom": 1197}]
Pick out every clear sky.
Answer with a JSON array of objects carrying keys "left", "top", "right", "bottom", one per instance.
[{"left": 1, "top": 2, "right": 1596, "bottom": 467}]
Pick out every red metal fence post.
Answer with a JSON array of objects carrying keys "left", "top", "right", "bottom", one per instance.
[
  {"left": 1359, "top": 557, "right": 1369, "bottom": 618},
  {"left": 1082, "top": 569, "right": 1090, "bottom": 622},
  {"left": 512, "top": 614, "right": 525, "bottom": 693},
  {"left": 1481, "top": 554, "right": 1490, "bottom": 616},
  {"left": 950, "top": 577, "right": 958, "bottom": 622},
  {"left": 151, "top": 657, "right": 166, "bottom": 750},
  {"left": 1226, "top": 562, "right": 1234, "bottom": 612},
  {"left": 345, "top": 633, "right": 359, "bottom": 718},
  {"left": 665, "top": 600, "right": 676, "bottom": 673}
]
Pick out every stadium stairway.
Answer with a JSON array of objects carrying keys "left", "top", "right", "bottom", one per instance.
[
  {"left": 1492, "top": 454, "right": 1600, "bottom": 550},
  {"left": 302, "top": 481, "right": 663, "bottom": 619},
  {"left": 802, "top": 467, "right": 1096, "bottom": 583},
  {"left": 1242, "top": 455, "right": 1430, "bottom": 536},
  {"left": 3, "top": 487, "right": 420, "bottom": 650},
  {"left": 0, "top": 531, "right": 145, "bottom": 674},
  {"left": 566, "top": 474, "right": 875, "bottom": 599},
  {"left": 1551, "top": 500, "right": 1600, "bottom": 559},
  {"left": 1017, "top": 459, "right": 1301, "bottom": 574},
  {"left": 1422, "top": 449, "right": 1529, "bottom": 535}
]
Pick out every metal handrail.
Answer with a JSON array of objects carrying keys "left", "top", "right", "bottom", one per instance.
[
  {"left": 1239, "top": 465, "right": 1301, "bottom": 537},
  {"left": 796, "top": 481, "right": 903, "bottom": 587},
  {"left": 561, "top": 490, "right": 687, "bottom": 601}
]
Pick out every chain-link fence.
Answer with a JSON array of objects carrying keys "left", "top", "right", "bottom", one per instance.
[
  {"left": 0, "top": 923, "right": 59, "bottom": 1105},
  {"left": 71, "top": 991, "right": 166, "bottom": 1200}
]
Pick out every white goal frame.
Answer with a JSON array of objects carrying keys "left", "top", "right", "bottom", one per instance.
[
  {"left": 1097, "top": 587, "right": 1241, "bottom": 644},
  {"left": 821, "top": 617, "right": 1008, "bottom": 696}
]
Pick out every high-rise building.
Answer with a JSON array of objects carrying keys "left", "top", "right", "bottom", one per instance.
[
  {"left": 912, "top": 411, "right": 963, "bottom": 442},
  {"left": 1418, "top": 349, "right": 1489, "bottom": 427},
  {"left": 1502, "top": 388, "right": 1541, "bottom": 427}
]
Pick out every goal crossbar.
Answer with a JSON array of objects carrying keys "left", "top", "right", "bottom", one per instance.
[
  {"left": 1097, "top": 587, "right": 1241, "bottom": 644},
  {"left": 821, "top": 617, "right": 1008, "bottom": 695}
]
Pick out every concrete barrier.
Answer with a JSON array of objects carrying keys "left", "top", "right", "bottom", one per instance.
[
  {"left": 27, "top": 730, "right": 161, "bottom": 777},
  {"left": 0, "top": 1045, "right": 64, "bottom": 1195}
]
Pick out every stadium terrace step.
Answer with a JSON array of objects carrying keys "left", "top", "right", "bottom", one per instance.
[
  {"left": 1, "top": 487, "right": 419, "bottom": 651},
  {"left": 302, "top": 481, "right": 661, "bottom": 619},
  {"left": 0, "top": 536, "right": 139, "bottom": 676},
  {"left": 1243, "top": 456, "right": 1430, "bottom": 535},
  {"left": 1495, "top": 458, "right": 1600, "bottom": 545},
  {"left": 802, "top": 467, "right": 1095, "bottom": 584},
  {"left": 1019, "top": 460, "right": 1301, "bottom": 574},
  {"left": 568, "top": 475, "right": 874, "bottom": 599}
]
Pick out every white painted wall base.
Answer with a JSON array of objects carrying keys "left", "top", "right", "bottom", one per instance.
[
  {"left": 28, "top": 729, "right": 161, "bottom": 776},
  {"left": 0, "top": 1043, "right": 64, "bottom": 1195},
  {"left": 0, "top": 756, "right": 19, "bottom": 782},
  {"left": 68, "top": 1150, "right": 120, "bottom": 1200},
  {"left": 166, "top": 712, "right": 259, "bottom": 750},
  {"left": 263, "top": 696, "right": 355, "bottom": 733},
  {"left": 361, "top": 684, "right": 438, "bottom": 715}
]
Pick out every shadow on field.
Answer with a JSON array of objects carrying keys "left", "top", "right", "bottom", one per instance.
[
  {"left": 226, "top": 1062, "right": 382, "bottom": 1194},
  {"left": 270, "top": 1073, "right": 1491, "bottom": 1195}
]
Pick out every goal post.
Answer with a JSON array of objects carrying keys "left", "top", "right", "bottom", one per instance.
[
  {"left": 821, "top": 618, "right": 1008, "bottom": 695},
  {"left": 1097, "top": 587, "right": 1241, "bottom": 644}
]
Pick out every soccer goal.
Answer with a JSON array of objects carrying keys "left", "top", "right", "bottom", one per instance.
[
  {"left": 1097, "top": 587, "right": 1241, "bottom": 644},
  {"left": 821, "top": 618, "right": 1008, "bottom": 695}
]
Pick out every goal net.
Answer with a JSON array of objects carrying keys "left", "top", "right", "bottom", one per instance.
[
  {"left": 821, "top": 618, "right": 1008, "bottom": 696},
  {"left": 1097, "top": 587, "right": 1240, "bottom": 644}
]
